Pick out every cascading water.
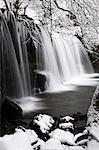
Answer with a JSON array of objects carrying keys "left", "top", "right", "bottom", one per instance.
[
  {"left": 36, "top": 27, "right": 96, "bottom": 92},
  {"left": 0, "top": 10, "right": 98, "bottom": 114},
  {"left": 0, "top": 11, "right": 43, "bottom": 113},
  {"left": 0, "top": 11, "right": 31, "bottom": 98}
]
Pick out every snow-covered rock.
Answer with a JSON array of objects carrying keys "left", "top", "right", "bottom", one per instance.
[
  {"left": 32, "top": 138, "right": 45, "bottom": 149},
  {"left": 0, "top": 128, "right": 38, "bottom": 150},
  {"left": 74, "top": 133, "right": 84, "bottom": 142},
  {"left": 87, "top": 125, "right": 99, "bottom": 142},
  {"left": 86, "top": 86, "right": 99, "bottom": 150},
  {"left": 49, "top": 128, "right": 75, "bottom": 145},
  {"left": 59, "top": 122, "right": 74, "bottom": 130},
  {"left": 74, "top": 130, "right": 88, "bottom": 142},
  {"left": 87, "top": 139, "right": 99, "bottom": 150},
  {"left": 60, "top": 116, "right": 74, "bottom": 122},
  {"left": 40, "top": 138, "right": 64, "bottom": 150},
  {"left": 87, "top": 86, "right": 99, "bottom": 127},
  {"left": 33, "top": 114, "right": 54, "bottom": 133},
  {"left": 15, "top": 127, "right": 38, "bottom": 144},
  {"left": 76, "top": 139, "right": 88, "bottom": 146},
  {"left": 0, "top": 131, "right": 32, "bottom": 150},
  {"left": 63, "top": 145, "right": 85, "bottom": 150},
  {"left": 42, "top": 114, "right": 55, "bottom": 124},
  {"left": 34, "top": 119, "right": 50, "bottom": 133}
]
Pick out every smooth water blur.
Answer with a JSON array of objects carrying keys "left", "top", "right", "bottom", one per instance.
[
  {"left": 0, "top": 13, "right": 24, "bottom": 97},
  {"left": 22, "top": 86, "right": 96, "bottom": 122},
  {"left": 16, "top": 96, "right": 45, "bottom": 114},
  {"left": 36, "top": 27, "right": 96, "bottom": 92},
  {"left": 0, "top": 12, "right": 31, "bottom": 98}
]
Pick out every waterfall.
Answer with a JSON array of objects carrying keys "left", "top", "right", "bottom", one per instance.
[
  {"left": 0, "top": 11, "right": 97, "bottom": 98},
  {"left": 0, "top": 11, "right": 99, "bottom": 114},
  {"left": 0, "top": 11, "right": 31, "bottom": 98},
  {"left": 36, "top": 27, "right": 95, "bottom": 92}
]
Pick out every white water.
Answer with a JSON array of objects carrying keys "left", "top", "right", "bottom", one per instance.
[
  {"left": 16, "top": 96, "right": 44, "bottom": 114},
  {"left": 1, "top": 11, "right": 31, "bottom": 98},
  {"left": 0, "top": 12, "right": 24, "bottom": 97},
  {"left": 36, "top": 27, "right": 98, "bottom": 92}
]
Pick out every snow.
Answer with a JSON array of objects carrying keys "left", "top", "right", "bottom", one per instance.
[
  {"left": 59, "top": 122, "right": 74, "bottom": 130},
  {"left": 74, "top": 130, "right": 88, "bottom": 142},
  {"left": 15, "top": 127, "right": 38, "bottom": 144},
  {"left": 87, "top": 125, "right": 99, "bottom": 141},
  {"left": 0, "top": 130, "right": 34, "bottom": 150},
  {"left": 40, "top": 138, "right": 64, "bottom": 150},
  {"left": 87, "top": 139, "right": 99, "bottom": 150},
  {"left": 49, "top": 128, "right": 75, "bottom": 145},
  {"left": 76, "top": 139, "right": 89, "bottom": 146},
  {"left": 32, "top": 138, "right": 45, "bottom": 149},
  {"left": 86, "top": 85, "right": 99, "bottom": 150},
  {"left": 63, "top": 146, "right": 85, "bottom": 150},
  {"left": 74, "top": 133, "right": 84, "bottom": 142},
  {"left": 60, "top": 116, "right": 74, "bottom": 122},
  {"left": 0, "top": 128, "right": 46, "bottom": 150},
  {"left": 33, "top": 114, "right": 54, "bottom": 133}
]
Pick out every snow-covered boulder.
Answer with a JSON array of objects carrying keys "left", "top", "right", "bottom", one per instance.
[
  {"left": 15, "top": 127, "right": 38, "bottom": 143},
  {"left": 32, "top": 138, "right": 45, "bottom": 149},
  {"left": 49, "top": 128, "right": 75, "bottom": 145},
  {"left": 33, "top": 114, "right": 54, "bottom": 133},
  {"left": 22, "top": 128, "right": 38, "bottom": 144},
  {"left": 40, "top": 138, "right": 64, "bottom": 150},
  {"left": 87, "top": 125, "right": 99, "bottom": 142},
  {"left": 60, "top": 116, "right": 74, "bottom": 122},
  {"left": 0, "top": 131, "right": 32, "bottom": 150},
  {"left": 74, "top": 129, "right": 88, "bottom": 142},
  {"left": 87, "top": 139, "right": 99, "bottom": 150},
  {"left": 63, "top": 145, "right": 85, "bottom": 150},
  {"left": 0, "top": 128, "right": 38, "bottom": 150},
  {"left": 74, "top": 133, "right": 84, "bottom": 142},
  {"left": 76, "top": 139, "right": 88, "bottom": 146},
  {"left": 59, "top": 122, "right": 74, "bottom": 130}
]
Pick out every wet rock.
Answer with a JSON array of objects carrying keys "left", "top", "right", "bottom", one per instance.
[
  {"left": 1, "top": 96, "right": 22, "bottom": 120},
  {"left": 73, "top": 112, "right": 87, "bottom": 134},
  {"left": 32, "top": 71, "right": 46, "bottom": 94}
]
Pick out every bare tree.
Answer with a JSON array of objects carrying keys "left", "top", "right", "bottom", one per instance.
[{"left": 2, "top": 0, "right": 99, "bottom": 55}]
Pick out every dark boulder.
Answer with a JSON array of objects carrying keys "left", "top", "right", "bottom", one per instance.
[
  {"left": 32, "top": 71, "right": 46, "bottom": 94},
  {"left": 1, "top": 96, "right": 22, "bottom": 120}
]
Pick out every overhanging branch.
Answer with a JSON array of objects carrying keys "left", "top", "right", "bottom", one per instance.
[
  {"left": 53, "top": 0, "right": 76, "bottom": 19},
  {"left": 3, "top": 0, "right": 9, "bottom": 10}
]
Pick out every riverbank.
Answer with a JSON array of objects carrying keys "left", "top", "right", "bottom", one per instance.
[
  {"left": 1, "top": 86, "right": 96, "bottom": 135},
  {"left": 1, "top": 86, "right": 99, "bottom": 149}
]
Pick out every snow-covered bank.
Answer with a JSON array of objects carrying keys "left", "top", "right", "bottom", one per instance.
[{"left": 86, "top": 85, "right": 99, "bottom": 150}]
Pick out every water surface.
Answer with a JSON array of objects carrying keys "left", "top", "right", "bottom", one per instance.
[{"left": 23, "top": 86, "right": 95, "bottom": 122}]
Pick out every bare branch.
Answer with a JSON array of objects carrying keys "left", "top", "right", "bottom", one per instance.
[
  {"left": 53, "top": 0, "right": 76, "bottom": 19},
  {"left": 3, "top": 0, "right": 9, "bottom": 10},
  {"left": 23, "top": 4, "right": 29, "bottom": 15}
]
